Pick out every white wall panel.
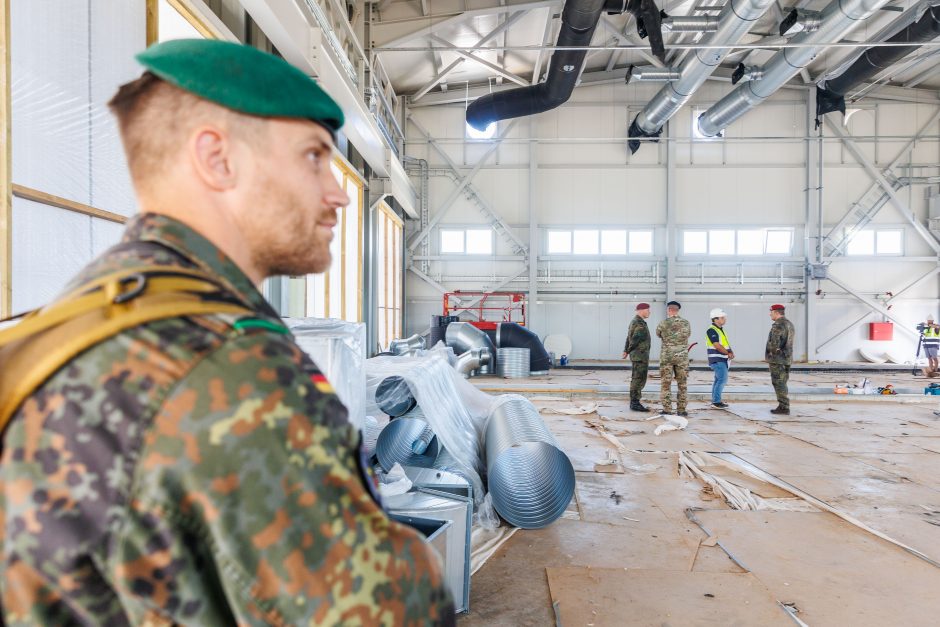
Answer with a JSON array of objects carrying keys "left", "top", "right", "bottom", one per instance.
[{"left": 91, "top": 218, "right": 125, "bottom": 258}]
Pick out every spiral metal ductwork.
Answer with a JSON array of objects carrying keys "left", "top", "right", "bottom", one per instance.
[
  {"left": 446, "top": 322, "right": 497, "bottom": 375},
  {"left": 496, "top": 322, "right": 552, "bottom": 373},
  {"left": 376, "top": 410, "right": 442, "bottom": 471},
  {"left": 375, "top": 375, "right": 418, "bottom": 417},
  {"left": 485, "top": 397, "right": 575, "bottom": 529},
  {"left": 697, "top": 0, "right": 891, "bottom": 137},
  {"left": 817, "top": 2, "right": 940, "bottom": 120},
  {"left": 454, "top": 347, "right": 492, "bottom": 377},
  {"left": 628, "top": 0, "right": 777, "bottom": 153}
]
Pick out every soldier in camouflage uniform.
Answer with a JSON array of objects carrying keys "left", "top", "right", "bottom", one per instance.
[
  {"left": 656, "top": 301, "right": 691, "bottom": 416},
  {"left": 622, "top": 303, "right": 652, "bottom": 411},
  {"left": 0, "top": 40, "right": 453, "bottom": 625},
  {"left": 766, "top": 304, "right": 795, "bottom": 415}
]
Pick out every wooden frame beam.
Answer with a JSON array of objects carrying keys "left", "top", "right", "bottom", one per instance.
[
  {"left": 12, "top": 185, "right": 127, "bottom": 225},
  {"left": 0, "top": 0, "right": 9, "bottom": 317}
]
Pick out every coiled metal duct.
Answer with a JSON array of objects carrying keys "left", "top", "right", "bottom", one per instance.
[
  {"left": 485, "top": 397, "right": 575, "bottom": 529},
  {"left": 497, "top": 347, "right": 531, "bottom": 378},
  {"left": 376, "top": 408, "right": 442, "bottom": 471}
]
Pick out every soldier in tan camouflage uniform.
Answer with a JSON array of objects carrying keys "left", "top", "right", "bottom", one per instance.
[
  {"left": 656, "top": 301, "right": 691, "bottom": 416},
  {"left": 766, "top": 303, "right": 796, "bottom": 415},
  {"left": 0, "top": 40, "right": 453, "bottom": 625}
]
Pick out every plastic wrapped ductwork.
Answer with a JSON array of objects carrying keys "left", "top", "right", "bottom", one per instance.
[
  {"left": 496, "top": 322, "right": 552, "bottom": 373},
  {"left": 484, "top": 395, "right": 575, "bottom": 529},
  {"left": 375, "top": 375, "right": 418, "bottom": 416},
  {"left": 376, "top": 408, "right": 442, "bottom": 471},
  {"left": 285, "top": 318, "right": 366, "bottom": 430},
  {"left": 446, "top": 322, "right": 498, "bottom": 375},
  {"left": 454, "top": 347, "right": 492, "bottom": 378},
  {"left": 390, "top": 333, "right": 426, "bottom": 356}
]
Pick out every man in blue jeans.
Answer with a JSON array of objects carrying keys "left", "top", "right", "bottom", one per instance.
[{"left": 706, "top": 308, "right": 735, "bottom": 408}]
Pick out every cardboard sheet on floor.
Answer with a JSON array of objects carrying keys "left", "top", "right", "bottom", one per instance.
[
  {"left": 546, "top": 568, "right": 792, "bottom": 627},
  {"left": 767, "top": 423, "right": 928, "bottom": 455},
  {"left": 848, "top": 452, "right": 940, "bottom": 488},
  {"left": 695, "top": 510, "right": 940, "bottom": 626}
]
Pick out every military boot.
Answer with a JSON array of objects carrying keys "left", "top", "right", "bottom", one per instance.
[
  {"left": 630, "top": 401, "right": 650, "bottom": 412},
  {"left": 770, "top": 406, "right": 790, "bottom": 415}
]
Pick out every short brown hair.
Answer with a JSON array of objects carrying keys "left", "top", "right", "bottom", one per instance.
[{"left": 108, "top": 72, "right": 264, "bottom": 190}]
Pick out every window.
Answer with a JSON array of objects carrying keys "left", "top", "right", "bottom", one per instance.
[
  {"left": 629, "top": 230, "right": 653, "bottom": 254},
  {"left": 376, "top": 202, "right": 404, "bottom": 351},
  {"left": 683, "top": 228, "right": 793, "bottom": 255},
  {"left": 846, "top": 228, "right": 903, "bottom": 256},
  {"left": 573, "top": 230, "right": 599, "bottom": 255},
  {"left": 876, "top": 230, "right": 902, "bottom": 255},
  {"left": 466, "top": 121, "right": 497, "bottom": 140},
  {"left": 601, "top": 230, "right": 627, "bottom": 255},
  {"left": 439, "top": 228, "right": 493, "bottom": 254},
  {"left": 440, "top": 229, "right": 465, "bottom": 254},
  {"left": 465, "top": 229, "right": 494, "bottom": 255},
  {"left": 709, "top": 230, "right": 735, "bottom": 255},
  {"left": 683, "top": 231, "right": 708, "bottom": 254},
  {"left": 548, "top": 229, "right": 654, "bottom": 255},
  {"left": 547, "top": 230, "right": 572, "bottom": 254}
]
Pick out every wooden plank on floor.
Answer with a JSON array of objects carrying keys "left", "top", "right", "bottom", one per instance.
[
  {"left": 546, "top": 568, "right": 792, "bottom": 627},
  {"left": 695, "top": 510, "right": 940, "bottom": 626}
]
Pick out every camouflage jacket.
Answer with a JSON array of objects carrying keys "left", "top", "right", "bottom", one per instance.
[
  {"left": 656, "top": 316, "right": 691, "bottom": 359},
  {"left": 623, "top": 315, "right": 650, "bottom": 362},
  {"left": 0, "top": 213, "right": 453, "bottom": 626},
  {"left": 765, "top": 316, "right": 795, "bottom": 365}
]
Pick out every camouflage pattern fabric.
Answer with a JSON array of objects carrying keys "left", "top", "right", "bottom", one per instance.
[
  {"left": 769, "top": 363, "right": 791, "bottom": 410},
  {"left": 0, "top": 213, "right": 453, "bottom": 626},
  {"left": 629, "top": 361, "right": 648, "bottom": 404},
  {"left": 656, "top": 316, "right": 691, "bottom": 413},
  {"left": 623, "top": 315, "right": 651, "bottom": 362},
  {"left": 765, "top": 316, "right": 795, "bottom": 365}
]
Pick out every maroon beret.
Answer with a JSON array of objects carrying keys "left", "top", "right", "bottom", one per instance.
[
  {"left": 636, "top": 303, "right": 650, "bottom": 311},
  {"left": 770, "top": 304, "right": 785, "bottom": 311}
]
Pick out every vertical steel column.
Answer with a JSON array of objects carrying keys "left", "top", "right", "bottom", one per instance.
[
  {"left": 528, "top": 118, "right": 540, "bottom": 334},
  {"left": 665, "top": 120, "right": 676, "bottom": 302},
  {"left": 804, "top": 88, "right": 819, "bottom": 362}
]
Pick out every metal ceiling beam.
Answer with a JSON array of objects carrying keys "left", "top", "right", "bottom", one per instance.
[
  {"left": 373, "top": 0, "right": 561, "bottom": 48},
  {"left": 904, "top": 56, "right": 940, "bottom": 86},
  {"left": 533, "top": 6, "right": 555, "bottom": 82},
  {"left": 430, "top": 35, "right": 530, "bottom": 85},
  {"left": 600, "top": 14, "right": 665, "bottom": 68},
  {"left": 411, "top": 11, "right": 528, "bottom": 100},
  {"left": 824, "top": 272, "right": 923, "bottom": 341},
  {"left": 825, "top": 117, "right": 940, "bottom": 255}
]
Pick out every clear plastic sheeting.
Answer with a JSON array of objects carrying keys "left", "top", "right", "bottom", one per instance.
[
  {"left": 485, "top": 395, "right": 576, "bottom": 529},
  {"left": 286, "top": 318, "right": 366, "bottom": 431},
  {"left": 366, "top": 346, "right": 495, "bottom": 504}
]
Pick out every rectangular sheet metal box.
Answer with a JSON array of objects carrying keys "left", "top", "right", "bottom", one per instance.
[{"left": 869, "top": 322, "right": 893, "bottom": 341}]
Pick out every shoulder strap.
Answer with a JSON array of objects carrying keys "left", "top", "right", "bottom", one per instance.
[{"left": 0, "top": 265, "right": 259, "bottom": 438}]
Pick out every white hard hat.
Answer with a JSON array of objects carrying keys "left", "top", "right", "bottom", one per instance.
[{"left": 710, "top": 308, "right": 727, "bottom": 319}]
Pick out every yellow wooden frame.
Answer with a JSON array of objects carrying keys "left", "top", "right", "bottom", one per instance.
[
  {"left": 147, "top": 0, "right": 224, "bottom": 44},
  {"left": 0, "top": 0, "right": 10, "bottom": 317},
  {"left": 376, "top": 201, "right": 403, "bottom": 345},
  {"left": 13, "top": 186, "right": 127, "bottom": 225},
  {"left": 322, "top": 156, "right": 364, "bottom": 322}
]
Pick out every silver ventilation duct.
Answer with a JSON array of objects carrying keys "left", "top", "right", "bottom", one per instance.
[
  {"left": 485, "top": 397, "right": 575, "bottom": 529},
  {"left": 627, "top": 66, "right": 682, "bottom": 82},
  {"left": 454, "top": 347, "right": 492, "bottom": 377},
  {"left": 376, "top": 410, "right": 442, "bottom": 471},
  {"left": 389, "top": 333, "right": 426, "bottom": 355},
  {"left": 697, "top": 0, "right": 891, "bottom": 137},
  {"left": 662, "top": 15, "right": 719, "bottom": 32},
  {"left": 628, "top": 0, "right": 777, "bottom": 153},
  {"left": 445, "top": 322, "right": 497, "bottom": 375}
]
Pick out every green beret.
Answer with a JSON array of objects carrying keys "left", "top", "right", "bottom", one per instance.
[{"left": 136, "top": 39, "right": 344, "bottom": 131}]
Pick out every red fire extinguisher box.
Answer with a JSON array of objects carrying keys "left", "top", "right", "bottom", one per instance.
[{"left": 869, "top": 322, "right": 894, "bottom": 341}]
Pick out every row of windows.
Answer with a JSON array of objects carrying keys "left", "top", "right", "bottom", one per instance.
[{"left": 439, "top": 226, "right": 904, "bottom": 257}]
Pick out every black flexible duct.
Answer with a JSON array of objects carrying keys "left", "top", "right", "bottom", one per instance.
[
  {"left": 817, "top": 5, "right": 940, "bottom": 121},
  {"left": 466, "top": 0, "right": 665, "bottom": 130},
  {"left": 496, "top": 323, "right": 552, "bottom": 372}
]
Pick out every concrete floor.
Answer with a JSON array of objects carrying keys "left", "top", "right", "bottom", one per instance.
[{"left": 460, "top": 369, "right": 940, "bottom": 626}]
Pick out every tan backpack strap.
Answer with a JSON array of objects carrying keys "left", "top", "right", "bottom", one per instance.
[{"left": 0, "top": 268, "right": 256, "bottom": 435}]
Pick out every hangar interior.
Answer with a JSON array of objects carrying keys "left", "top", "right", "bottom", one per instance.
[{"left": 3, "top": 0, "right": 940, "bottom": 624}]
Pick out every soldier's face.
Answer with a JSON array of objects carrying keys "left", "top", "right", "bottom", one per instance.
[
  {"left": 667, "top": 306, "right": 678, "bottom": 317},
  {"left": 242, "top": 119, "right": 350, "bottom": 277},
  {"left": 638, "top": 309, "right": 650, "bottom": 319}
]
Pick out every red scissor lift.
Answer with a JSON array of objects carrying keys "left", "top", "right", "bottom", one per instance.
[{"left": 443, "top": 291, "right": 526, "bottom": 331}]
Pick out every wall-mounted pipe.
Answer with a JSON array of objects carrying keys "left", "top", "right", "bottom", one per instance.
[
  {"left": 697, "top": 0, "right": 891, "bottom": 137},
  {"left": 817, "top": 3, "right": 940, "bottom": 119},
  {"left": 628, "top": 0, "right": 777, "bottom": 153}
]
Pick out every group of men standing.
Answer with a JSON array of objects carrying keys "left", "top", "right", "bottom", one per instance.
[{"left": 622, "top": 302, "right": 796, "bottom": 416}]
